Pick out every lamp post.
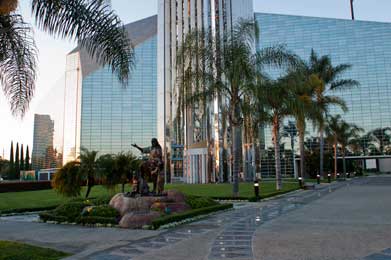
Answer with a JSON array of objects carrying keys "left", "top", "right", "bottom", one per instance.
[
  {"left": 298, "top": 176, "right": 304, "bottom": 189},
  {"left": 350, "top": 0, "right": 355, "bottom": 20},
  {"left": 254, "top": 179, "right": 260, "bottom": 201}
]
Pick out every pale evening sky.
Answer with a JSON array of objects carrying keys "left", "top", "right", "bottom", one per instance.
[{"left": 0, "top": 0, "right": 390, "bottom": 159}]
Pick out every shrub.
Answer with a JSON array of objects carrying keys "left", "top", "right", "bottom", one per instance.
[
  {"left": 185, "top": 195, "right": 218, "bottom": 209},
  {"left": 90, "top": 196, "right": 112, "bottom": 206},
  {"left": 52, "top": 201, "right": 90, "bottom": 222},
  {"left": 83, "top": 205, "right": 118, "bottom": 219},
  {"left": 51, "top": 161, "right": 82, "bottom": 197},
  {"left": 78, "top": 216, "right": 118, "bottom": 225},
  {"left": 151, "top": 203, "right": 233, "bottom": 230},
  {"left": 0, "top": 181, "right": 52, "bottom": 193}
]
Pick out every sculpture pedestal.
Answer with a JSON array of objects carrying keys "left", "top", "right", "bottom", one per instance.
[{"left": 109, "top": 190, "right": 188, "bottom": 228}]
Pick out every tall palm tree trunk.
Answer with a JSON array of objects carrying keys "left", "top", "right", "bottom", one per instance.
[
  {"left": 319, "top": 127, "right": 325, "bottom": 178},
  {"left": 299, "top": 130, "right": 305, "bottom": 179},
  {"left": 232, "top": 123, "right": 241, "bottom": 196},
  {"left": 273, "top": 116, "right": 282, "bottom": 190},
  {"left": 334, "top": 142, "right": 338, "bottom": 178},
  {"left": 291, "top": 137, "right": 297, "bottom": 179},
  {"left": 342, "top": 146, "right": 347, "bottom": 178}
]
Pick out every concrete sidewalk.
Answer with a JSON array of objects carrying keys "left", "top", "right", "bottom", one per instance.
[{"left": 253, "top": 176, "right": 391, "bottom": 260}]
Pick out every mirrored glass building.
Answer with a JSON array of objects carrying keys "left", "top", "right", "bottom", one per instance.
[
  {"left": 256, "top": 13, "right": 391, "bottom": 176},
  {"left": 63, "top": 16, "right": 157, "bottom": 164}
]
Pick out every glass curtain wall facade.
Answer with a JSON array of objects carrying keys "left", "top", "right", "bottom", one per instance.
[
  {"left": 158, "top": 0, "right": 254, "bottom": 183},
  {"left": 80, "top": 36, "right": 157, "bottom": 154},
  {"left": 256, "top": 13, "right": 391, "bottom": 176},
  {"left": 63, "top": 16, "right": 157, "bottom": 164}
]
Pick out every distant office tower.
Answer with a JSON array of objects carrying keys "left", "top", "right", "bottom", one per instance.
[
  {"left": 32, "top": 114, "right": 55, "bottom": 170},
  {"left": 62, "top": 16, "right": 157, "bottom": 165},
  {"left": 157, "top": 0, "right": 254, "bottom": 183}
]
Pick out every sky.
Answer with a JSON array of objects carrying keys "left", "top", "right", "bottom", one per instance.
[{"left": 1, "top": 0, "right": 390, "bottom": 159}]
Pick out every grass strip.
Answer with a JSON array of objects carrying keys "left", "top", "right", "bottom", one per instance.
[{"left": 0, "top": 240, "right": 69, "bottom": 260}]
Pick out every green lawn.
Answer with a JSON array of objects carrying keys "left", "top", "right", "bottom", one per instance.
[
  {"left": 0, "top": 241, "right": 69, "bottom": 260},
  {"left": 0, "top": 181, "right": 299, "bottom": 213}
]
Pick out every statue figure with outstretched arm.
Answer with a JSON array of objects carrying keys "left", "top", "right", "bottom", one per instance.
[{"left": 132, "top": 138, "right": 164, "bottom": 195}]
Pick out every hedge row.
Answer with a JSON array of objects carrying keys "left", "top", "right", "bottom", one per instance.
[
  {"left": 151, "top": 203, "right": 233, "bottom": 230},
  {"left": 0, "top": 181, "right": 52, "bottom": 193}
]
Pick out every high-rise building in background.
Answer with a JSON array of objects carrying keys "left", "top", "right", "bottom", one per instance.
[
  {"left": 62, "top": 16, "right": 157, "bottom": 165},
  {"left": 32, "top": 114, "right": 56, "bottom": 170},
  {"left": 157, "top": 0, "right": 254, "bottom": 183}
]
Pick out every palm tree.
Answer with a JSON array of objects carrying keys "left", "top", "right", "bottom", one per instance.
[
  {"left": 252, "top": 74, "right": 309, "bottom": 190},
  {"left": 285, "top": 71, "right": 321, "bottom": 180},
  {"left": 177, "top": 20, "right": 298, "bottom": 195},
  {"left": 52, "top": 161, "right": 82, "bottom": 197},
  {"left": 369, "top": 127, "right": 391, "bottom": 154},
  {"left": 326, "top": 115, "right": 363, "bottom": 177},
  {"left": 114, "top": 152, "right": 139, "bottom": 193},
  {"left": 0, "top": 0, "right": 134, "bottom": 116},
  {"left": 304, "top": 50, "right": 358, "bottom": 178},
  {"left": 79, "top": 147, "right": 99, "bottom": 198},
  {"left": 96, "top": 154, "right": 116, "bottom": 190},
  {"left": 283, "top": 122, "right": 298, "bottom": 178}
]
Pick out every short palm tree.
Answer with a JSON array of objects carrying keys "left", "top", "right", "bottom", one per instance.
[
  {"left": 369, "top": 127, "right": 391, "bottom": 154},
  {"left": 114, "top": 152, "right": 139, "bottom": 193},
  {"left": 305, "top": 50, "right": 358, "bottom": 178},
  {"left": 0, "top": 0, "right": 134, "bottom": 116},
  {"left": 177, "top": 20, "right": 298, "bottom": 195},
  {"left": 79, "top": 147, "right": 99, "bottom": 198},
  {"left": 326, "top": 115, "right": 363, "bottom": 177}
]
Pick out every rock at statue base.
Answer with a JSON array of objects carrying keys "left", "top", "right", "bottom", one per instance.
[
  {"left": 165, "top": 190, "right": 186, "bottom": 203},
  {"left": 150, "top": 202, "right": 191, "bottom": 214},
  {"left": 119, "top": 211, "right": 161, "bottom": 229},
  {"left": 109, "top": 193, "right": 171, "bottom": 216},
  {"left": 109, "top": 194, "right": 149, "bottom": 216}
]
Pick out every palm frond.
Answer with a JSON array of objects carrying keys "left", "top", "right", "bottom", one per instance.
[
  {"left": 330, "top": 79, "right": 360, "bottom": 91},
  {"left": 0, "top": 14, "right": 37, "bottom": 116},
  {"left": 32, "top": 0, "right": 134, "bottom": 85}
]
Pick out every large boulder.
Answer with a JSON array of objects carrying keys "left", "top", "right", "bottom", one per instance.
[
  {"left": 109, "top": 193, "right": 172, "bottom": 216},
  {"left": 109, "top": 194, "right": 150, "bottom": 216},
  {"left": 119, "top": 211, "right": 160, "bottom": 229}
]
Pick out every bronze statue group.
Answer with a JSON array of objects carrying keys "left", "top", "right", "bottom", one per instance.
[{"left": 130, "top": 138, "right": 165, "bottom": 197}]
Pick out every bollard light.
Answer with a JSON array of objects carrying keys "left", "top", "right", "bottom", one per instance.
[
  {"left": 298, "top": 177, "right": 304, "bottom": 189},
  {"left": 337, "top": 173, "right": 340, "bottom": 179},
  {"left": 254, "top": 179, "right": 260, "bottom": 201},
  {"left": 316, "top": 174, "right": 321, "bottom": 184},
  {"left": 346, "top": 172, "right": 350, "bottom": 179},
  {"left": 327, "top": 173, "right": 331, "bottom": 183}
]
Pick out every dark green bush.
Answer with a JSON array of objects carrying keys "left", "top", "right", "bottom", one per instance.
[
  {"left": 39, "top": 212, "right": 67, "bottom": 223},
  {"left": 185, "top": 195, "right": 218, "bottom": 209},
  {"left": 83, "top": 205, "right": 118, "bottom": 219},
  {"left": 78, "top": 216, "right": 118, "bottom": 225},
  {"left": 151, "top": 203, "right": 233, "bottom": 230},
  {"left": 90, "top": 196, "right": 112, "bottom": 206},
  {"left": 52, "top": 201, "right": 90, "bottom": 222}
]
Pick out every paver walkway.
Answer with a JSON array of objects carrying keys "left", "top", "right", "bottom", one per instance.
[{"left": 1, "top": 176, "right": 389, "bottom": 260}]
